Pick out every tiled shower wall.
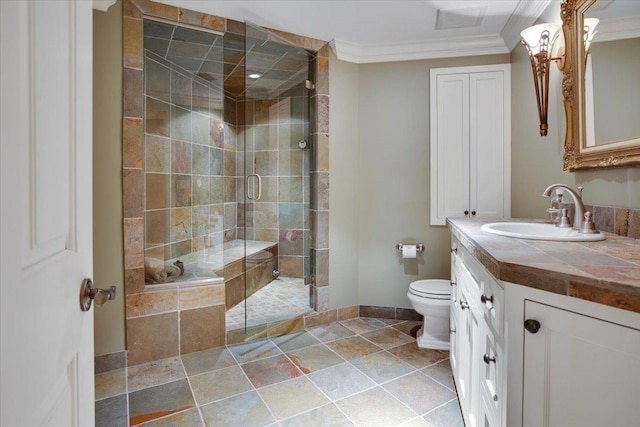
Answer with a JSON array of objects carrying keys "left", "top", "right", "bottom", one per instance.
[
  {"left": 142, "top": 49, "right": 232, "bottom": 271},
  {"left": 122, "top": 0, "right": 330, "bottom": 365},
  {"left": 239, "top": 89, "right": 312, "bottom": 280}
]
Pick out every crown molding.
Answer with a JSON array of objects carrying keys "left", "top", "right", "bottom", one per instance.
[
  {"left": 93, "top": 0, "right": 117, "bottom": 11},
  {"left": 331, "top": 35, "right": 510, "bottom": 64},
  {"left": 595, "top": 15, "right": 640, "bottom": 42},
  {"left": 501, "top": 0, "right": 553, "bottom": 51},
  {"left": 330, "top": 0, "right": 552, "bottom": 64}
]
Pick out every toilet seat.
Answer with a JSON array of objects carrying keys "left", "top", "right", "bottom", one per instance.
[{"left": 408, "top": 280, "right": 451, "bottom": 300}]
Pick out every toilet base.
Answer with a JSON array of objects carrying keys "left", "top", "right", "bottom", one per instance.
[{"left": 415, "top": 326, "right": 450, "bottom": 351}]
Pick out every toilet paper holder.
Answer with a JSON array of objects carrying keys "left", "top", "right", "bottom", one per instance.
[{"left": 396, "top": 243, "right": 425, "bottom": 253}]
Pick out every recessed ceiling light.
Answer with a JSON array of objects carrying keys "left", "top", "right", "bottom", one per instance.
[{"left": 248, "top": 73, "right": 263, "bottom": 79}]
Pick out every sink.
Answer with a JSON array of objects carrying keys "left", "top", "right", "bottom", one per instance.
[{"left": 481, "top": 222, "right": 606, "bottom": 242}]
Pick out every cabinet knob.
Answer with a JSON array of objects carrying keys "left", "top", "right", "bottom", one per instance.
[
  {"left": 481, "top": 294, "right": 494, "bottom": 305},
  {"left": 483, "top": 353, "right": 496, "bottom": 364},
  {"left": 524, "top": 319, "right": 541, "bottom": 334},
  {"left": 464, "top": 210, "right": 469, "bottom": 215},
  {"left": 471, "top": 211, "right": 476, "bottom": 216},
  {"left": 450, "top": 280, "right": 456, "bottom": 287},
  {"left": 451, "top": 247, "right": 458, "bottom": 254},
  {"left": 450, "top": 328, "right": 456, "bottom": 334},
  {"left": 460, "top": 300, "right": 469, "bottom": 310}
]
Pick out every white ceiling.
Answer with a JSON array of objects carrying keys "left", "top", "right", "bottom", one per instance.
[{"left": 155, "top": 0, "right": 553, "bottom": 63}]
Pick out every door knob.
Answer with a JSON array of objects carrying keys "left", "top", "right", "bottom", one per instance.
[
  {"left": 524, "top": 319, "right": 541, "bottom": 334},
  {"left": 80, "top": 278, "right": 116, "bottom": 312},
  {"left": 483, "top": 353, "right": 496, "bottom": 364},
  {"left": 481, "top": 294, "right": 494, "bottom": 305}
]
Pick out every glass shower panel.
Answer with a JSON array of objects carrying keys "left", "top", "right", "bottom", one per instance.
[
  {"left": 240, "top": 22, "right": 313, "bottom": 338},
  {"left": 141, "top": 19, "right": 226, "bottom": 286}
]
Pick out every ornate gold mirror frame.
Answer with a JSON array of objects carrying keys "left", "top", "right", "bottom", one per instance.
[{"left": 561, "top": 0, "right": 640, "bottom": 170}]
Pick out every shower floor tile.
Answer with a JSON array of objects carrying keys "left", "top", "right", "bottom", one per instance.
[
  {"left": 95, "top": 318, "right": 464, "bottom": 427},
  {"left": 225, "top": 276, "right": 311, "bottom": 332}
]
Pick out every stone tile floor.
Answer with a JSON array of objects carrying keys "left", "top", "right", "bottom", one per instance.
[
  {"left": 95, "top": 317, "right": 463, "bottom": 427},
  {"left": 225, "top": 277, "right": 312, "bottom": 332}
]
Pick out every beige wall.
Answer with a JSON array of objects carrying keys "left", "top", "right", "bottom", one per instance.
[
  {"left": 591, "top": 38, "right": 640, "bottom": 144},
  {"left": 93, "top": 2, "right": 125, "bottom": 356},
  {"left": 329, "top": 54, "right": 510, "bottom": 310},
  {"left": 328, "top": 52, "right": 360, "bottom": 308},
  {"left": 510, "top": 37, "right": 640, "bottom": 218}
]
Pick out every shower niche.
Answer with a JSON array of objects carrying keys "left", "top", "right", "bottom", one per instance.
[{"left": 122, "top": 0, "right": 329, "bottom": 365}]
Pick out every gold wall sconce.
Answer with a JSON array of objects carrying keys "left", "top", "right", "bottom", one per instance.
[
  {"left": 520, "top": 23, "right": 563, "bottom": 137},
  {"left": 520, "top": 18, "right": 598, "bottom": 137}
]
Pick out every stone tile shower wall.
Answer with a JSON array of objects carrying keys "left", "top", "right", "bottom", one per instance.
[
  {"left": 239, "top": 87, "right": 312, "bottom": 280},
  {"left": 142, "top": 49, "right": 231, "bottom": 275},
  {"left": 122, "top": 0, "right": 330, "bottom": 365}
]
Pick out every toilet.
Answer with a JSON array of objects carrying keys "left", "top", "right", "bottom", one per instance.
[{"left": 407, "top": 279, "right": 451, "bottom": 350}]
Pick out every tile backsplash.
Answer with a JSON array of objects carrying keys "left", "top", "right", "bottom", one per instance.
[{"left": 585, "top": 205, "right": 640, "bottom": 239}]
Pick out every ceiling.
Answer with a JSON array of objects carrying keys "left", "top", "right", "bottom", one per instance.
[{"left": 154, "top": 0, "right": 554, "bottom": 63}]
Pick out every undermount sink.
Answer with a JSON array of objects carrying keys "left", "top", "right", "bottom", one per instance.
[{"left": 481, "top": 222, "right": 606, "bottom": 242}]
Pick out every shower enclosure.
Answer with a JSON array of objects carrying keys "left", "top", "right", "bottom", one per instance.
[
  {"left": 228, "top": 22, "right": 315, "bottom": 339},
  {"left": 138, "top": 16, "right": 314, "bottom": 345}
]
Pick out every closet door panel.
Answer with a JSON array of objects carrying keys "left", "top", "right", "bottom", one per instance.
[
  {"left": 431, "top": 73, "right": 469, "bottom": 225},
  {"left": 470, "top": 71, "right": 504, "bottom": 219}
]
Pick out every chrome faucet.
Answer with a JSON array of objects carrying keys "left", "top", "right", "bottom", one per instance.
[{"left": 542, "top": 184, "right": 585, "bottom": 230}]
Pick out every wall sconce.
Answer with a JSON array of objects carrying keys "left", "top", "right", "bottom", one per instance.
[
  {"left": 520, "top": 23, "right": 563, "bottom": 137},
  {"left": 582, "top": 17, "right": 599, "bottom": 65},
  {"left": 521, "top": 18, "right": 599, "bottom": 137}
]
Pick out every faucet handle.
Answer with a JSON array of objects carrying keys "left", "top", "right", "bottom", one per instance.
[
  {"left": 556, "top": 208, "right": 572, "bottom": 228},
  {"left": 579, "top": 211, "right": 598, "bottom": 234}
]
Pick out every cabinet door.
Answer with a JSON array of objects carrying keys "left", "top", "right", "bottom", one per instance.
[
  {"left": 523, "top": 301, "right": 640, "bottom": 427},
  {"left": 480, "top": 323, "right": 502, "bottom": 423},
  {"left": 450, "top": 306, "right": 459, "bottom": 378},
  {"left": 431, "top": 73, "right": 470, "bottom": 225},
  {"left": 456, "top": 275, "right": 483, "bottom": 427},
  {"left": 469, "top": 71, "right": 506, "bottom": 219}
]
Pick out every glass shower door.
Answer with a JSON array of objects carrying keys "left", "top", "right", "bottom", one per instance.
[{"left": 240, "top": 22, "right": 313, "bottom": 339}]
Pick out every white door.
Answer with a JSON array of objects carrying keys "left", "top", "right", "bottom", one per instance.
[
  {"left": 431, "top": 72, "right": 470, "bottom": 226},
  {"left": 469, "top": 71, "right": 506, "bottom": 220},
  {"left": 523, "top": 301, "right": 640, "bottom": 427},
  {"left": 1, "top": 1, "right": 95, "bottom": 426}
]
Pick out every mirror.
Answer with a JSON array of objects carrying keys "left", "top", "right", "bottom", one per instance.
[{"left": 561, "top": 0, "right": 640, "bottom": 170}]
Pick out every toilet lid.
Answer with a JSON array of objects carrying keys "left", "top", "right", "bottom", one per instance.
[{"left": 409, "top": 280, "right": 451, "bottom": 298}]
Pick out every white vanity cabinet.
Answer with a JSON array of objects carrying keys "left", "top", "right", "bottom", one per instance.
[
  {"left": 519, "top": 296, "right": 640, "bottom": 427},
  {"left": 430, "top": 64, "right": 511, "bottom": 226},
  {"left": 451, "top": 234, "right": 640, "bottom": 427},
  {"left": 451, "top": 240, "right": 506, "bottom": 427}
]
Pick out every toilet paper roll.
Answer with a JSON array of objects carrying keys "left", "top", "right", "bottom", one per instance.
[{"left": 402, "top": 245, "right": 417, "bottom": 259}]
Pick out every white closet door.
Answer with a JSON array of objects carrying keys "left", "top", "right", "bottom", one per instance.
[
  {"left": 431, "top": 73, "right": 470, "bottom": 225},
  {"left": 470, "top": 71, "right": 505, "bottom": 220}
]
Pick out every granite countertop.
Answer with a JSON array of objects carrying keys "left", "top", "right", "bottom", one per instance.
[{"left": 447, "top": 218, "right": 640, "bottom": 314}]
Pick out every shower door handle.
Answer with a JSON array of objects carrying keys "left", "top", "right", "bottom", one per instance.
[{"left": 246, "top": 174, "right": 262, "bottom": 201}]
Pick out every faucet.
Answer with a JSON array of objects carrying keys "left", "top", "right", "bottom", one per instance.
[{"left": 542, "top": 184, "right": 585, "bottom": 230}]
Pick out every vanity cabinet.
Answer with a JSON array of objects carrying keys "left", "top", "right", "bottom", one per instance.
[
  {"left": 430, "top": 64, "right": 511, "bottom": 226},
  {"left": 450, "top": 232, "right": 640, "bottom": 427},
  {"left": 521, "top": 300, "right": 640, "bottom": 427},
  {"left": 451, "top": 240, "right": 506, "bottom": 427}
]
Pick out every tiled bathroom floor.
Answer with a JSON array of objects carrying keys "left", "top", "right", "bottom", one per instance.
[
  {"left": 225, "top": 277, "right": 312, "bottom": 332},
  {"left": 95, "top": 317, "right": 463, "bottom": 427}
]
